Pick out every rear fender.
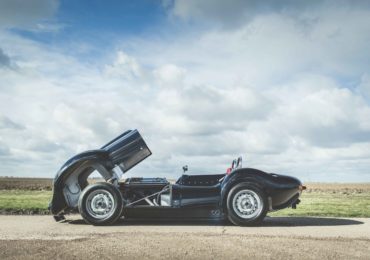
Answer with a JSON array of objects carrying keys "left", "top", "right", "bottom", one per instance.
[
  {"left": 219, "top": 168, "right": 285, "bottom": 210},
  {"left": 220, "top": 168, "right": 302, "bottom": 211},
  {"left": 220, "top": 174, "right": 265, "bottom": 210}
]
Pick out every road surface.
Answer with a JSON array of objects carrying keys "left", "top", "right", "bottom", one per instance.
[{"left": 0, "top": 215, "right": 369, "bottom": 259}]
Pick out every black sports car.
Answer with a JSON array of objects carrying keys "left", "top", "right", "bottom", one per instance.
[{"left": 50, "top": 129, "right": 306, "bottom": 226}]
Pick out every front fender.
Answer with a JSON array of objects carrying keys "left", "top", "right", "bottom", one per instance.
[{"left": 50, "top": 150, "right": 114, "bottom": 215}]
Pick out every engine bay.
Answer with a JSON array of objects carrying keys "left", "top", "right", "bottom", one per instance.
[{"left": 119, "top": 177, "right": 171, "bottom": 207}]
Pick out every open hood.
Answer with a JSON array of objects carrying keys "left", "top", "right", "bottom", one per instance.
[{"left": 101, "top": 129, "right": 152, "bottom": 173}]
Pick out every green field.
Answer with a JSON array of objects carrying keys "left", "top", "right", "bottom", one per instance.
[
  {"left": 0, "top": 190, "right": 52, "bottom": 214},
  {"left": 270, "top": 192, "right": 370, "bottom": 217},
  {"left": 0, "top": 180, "right": 370, "bottom": 217}
]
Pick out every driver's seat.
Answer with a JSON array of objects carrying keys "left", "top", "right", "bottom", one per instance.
[{"left": 226, "top": 156, "right": 243, "bottom": 175}]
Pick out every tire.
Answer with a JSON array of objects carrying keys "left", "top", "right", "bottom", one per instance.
[
  {"left": 226, "top": 183, "right": 268, "bottom": 226},
  {"left": 78, "top": 182, "right": 123, "bottom": 225}
]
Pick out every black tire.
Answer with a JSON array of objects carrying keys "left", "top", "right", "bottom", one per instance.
[
  {"left": 78, "top": 182, "right": 123, "bottom": 225},
  {"left": 226, "top": 183, "right": 268, "bottom": 226}
]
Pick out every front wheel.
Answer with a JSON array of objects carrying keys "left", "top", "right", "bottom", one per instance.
[
  {"left": 78, "top": 182, "right": 123, "bottom": 225},
  {"left": 226, "top": 183, "right": 268, "bottom": 226}
]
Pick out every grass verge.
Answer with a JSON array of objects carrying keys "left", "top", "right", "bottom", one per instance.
[
  {"left": 0, "top": 190, "right": 51, "bottom": 214},
  {"left": 269, "top": 191, "right": 370, "bottom": 217},
  {"left": 1, "top": 185, "right": 370, "bottom": 217}
]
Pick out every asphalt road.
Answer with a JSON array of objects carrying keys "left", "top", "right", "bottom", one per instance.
[{"left": 0, "top": 215, "right": 369, "bottom": 259}]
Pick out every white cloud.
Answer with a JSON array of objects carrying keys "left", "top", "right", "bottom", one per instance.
[
  {"left": 104, "top": 51, "right": 144, "bottom": 79},
  {"left": 153, "top": 64, "right": 186, "bottom": 86}
]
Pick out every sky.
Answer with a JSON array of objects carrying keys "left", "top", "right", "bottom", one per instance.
[{"left": 0, "top": 0, "right": 370, "bottom": 182}]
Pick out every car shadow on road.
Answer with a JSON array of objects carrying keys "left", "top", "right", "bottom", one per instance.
[
  {"left": 67, "top": 216, "right": 363, "bottom": 227},
  {"left": 261, "top": 216, "right": 363, "bottom": 227}
]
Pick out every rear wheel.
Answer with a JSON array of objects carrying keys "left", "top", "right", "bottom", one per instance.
[
  {"left": 78, "top": 182, "right": 123, "bottom": 225},
  {"left": 226, "top": 183, "right": 267, "bottom": 226}
]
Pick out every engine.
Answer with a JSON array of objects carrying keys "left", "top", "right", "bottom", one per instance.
[{"left": 119, "top": 177, "right": 170, "bottom": 206}]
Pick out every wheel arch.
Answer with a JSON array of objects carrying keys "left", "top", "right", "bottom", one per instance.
[
  {"left": 220, "top": 170, "right": 271, "bottom": 211},
  {"left": 50, "top": 150, "right": 119, "bottom": 216}
]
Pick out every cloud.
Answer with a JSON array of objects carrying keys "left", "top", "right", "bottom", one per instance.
[
  {"left": 280, "top": 84, "right": 370, "bottom": 148},
  {"left": 0, "top": 48, "right": 11, "bottom": 68},
  {"left": 0, "top": 0, "right": 59, "bottom": 29},
  {"left": 166, "top": 0, "right": 370, "bottom": 28},
  {"left": 358, "top": 74, "right": 370, "bottom": 100},
  {"left": 0, "top": 115, "right": 24, "bottom": 130},
  {"left": 104, "top": 51, "right": 144, "bottom": 79},
  {"left": 0, "top": 2, "right": 370, "bottom": 181},
  {"left": 0, "top": 142, "right": 10, "bottom": 156},
  {"left": 153, "top": 64, "right": 186, "bottom": 86}
]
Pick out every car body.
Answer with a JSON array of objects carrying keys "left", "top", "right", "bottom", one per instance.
[{"left": 50, "top": 129, "right": 305, "bottom": 225}]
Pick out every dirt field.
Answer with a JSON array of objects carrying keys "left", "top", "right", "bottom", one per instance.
[
  {"left": 0, "top": 177, "right": 103, "bottom": 190},
  {"left": 0, "top": 177, "right": 53, "bottom": 190},
  {"left": 304, "top": 183, "right": 370, "bottom": 193},
  {"left": 0, "top": 215, "right": 369, "bottom": 259}
]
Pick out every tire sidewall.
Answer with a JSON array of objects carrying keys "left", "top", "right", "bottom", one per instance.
[
  {"left": 78, "top": 182, "right": 123, "bottom": 225},
  {"left": 226, "top": 183, "right": 268, "bottom": 226}
]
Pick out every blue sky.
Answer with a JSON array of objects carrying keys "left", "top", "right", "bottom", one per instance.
[
  {"left": 11, "top": 0, "right": 169, "bottom": 61},
  {"left": 0, "top": 0, "right": 370, "bottom": 182}
]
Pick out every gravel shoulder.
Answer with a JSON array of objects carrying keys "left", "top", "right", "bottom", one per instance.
[{"left": 0, "top": 215, "right": 370, "bottom": 259}]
